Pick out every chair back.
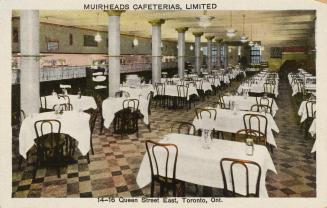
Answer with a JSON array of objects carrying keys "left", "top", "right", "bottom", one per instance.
[
  {"left": 34, "top": 119, "right": 62, "bottom": 149},
  {"left": 145, "top": 140, "right": 178, "bottom": 184},
  {"left": 58, "top": 94, "right": 71, "bottom": 105},
  {"left": 263, "top": 83, "right": 275, "bottom": 94},
  {"left": 115, "top": 90, "right": 130, "bottom": 98},
  {"left": 170, "top": 121, "right": 196, "bottom": 135},
  {"left": 243, "top": 113, "right": 268, "bottom": 138},
  {"left": 155, "top": 83, "right": 165, "bottom": 96},
  {"left": 250, "top": 104, "right": 272, "bottom": 115},
  {"left": 235, "top": 128, "right": 266, "bottom": 145},
  {"left": 177, "top": 85, "right": 188, "bottom": 98},
  {"left": 52, "top": 103, "right": 73, "bottom": 111},
  {"left": 147, "top": 91, "right": 154, "bottom": 115},
  {"left": 220, "top": 158, "right": 261, "bottom": 197},
  {"left": 195, "top": 108, "right": 217, "bottom": 120},
  {"left": 123, "top": 99, "right": 139, "bottom": 112},
  {"left": 84, "top": 108, "right": 98, "bottom": 134},
  {"left": 305, "top": 100, "right": 316, "bottom": 118}
]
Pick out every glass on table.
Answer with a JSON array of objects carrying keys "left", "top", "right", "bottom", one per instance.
[{"left": 245, "top": 138, "right": 254, "bottom": 156}]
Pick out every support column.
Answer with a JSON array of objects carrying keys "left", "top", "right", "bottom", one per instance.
[
  {"left": 176, "top": 27, "right": 188, "bottom": 79},
  {"left": 149, "top": 19, "right": 165, "bottom": 84},
  {"left": 105, "top": 10, "right": 124, "bottom": 97},
  {"left": 215, "top": 38, "right": 222, "bottom": 69},
  {"left": 205, "top": 35, "right": 214, "bottom": 73},
  {"left": 193, "top": 32, "right": 203, "bottom": 74},
  {"left": 224, "top": 44, "right": 229, "bottom": 70},
  {"left": 20, "top": 10, "right": 40, "bottom": 116}
]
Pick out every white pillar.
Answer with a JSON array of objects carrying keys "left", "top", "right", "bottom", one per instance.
[
  {"left": 224, "top": 44, "right": 229, "bottom": 70},
  {"left": 193, "top": 32, "right": 203, "bottom": 74},
  {"left": 106, "top": 11, "right": 124, "bottom": 97},
  {"left": 149, "top": 19, "right": 165, "bottom": 84},
  {"left": 215, "top": 38, "right": 222, "bottom": 69},
  {"left": 176, "top": 27, "right": 188, "bottom": 78},
  {"left": 205, "top": 35, "right": 214, "bottom": 73},
  {"left": 20, "top": 10, "right": 40, "bottom": 116}
]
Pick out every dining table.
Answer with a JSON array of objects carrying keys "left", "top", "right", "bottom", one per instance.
[
  {"left": 19, "top": 111, "right": 91, "bottom": 159},
  {"left": 40, "top": 94, "right": 97, "bottom": 111},
  {"left": 222, "top": 95, "right": 278, "bottom": 116},
  {"left": 136, "top": 133, "right": 277, "bottom": 197},
  {"left": 192, "top": 108, "right": 279, "bottom": 147},
  {"left": 102, "top": 96, "right": 150, "bottom": 129}
]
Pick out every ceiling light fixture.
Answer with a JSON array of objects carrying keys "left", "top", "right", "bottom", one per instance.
[
  {"left": 190, "top": 44, "right": 194, "bottom": 51},
  {"left": 196, "top": 10, "right": 214, "bottom": 28},
  {"left": 133, "top": 37, "right": 139, "bottom": 47},
  {"left": 226, "top": 11, "right": 237, "bottom": 38},
  {"left": 240, "top": 14, "right": 248, "bottom": 43},
  {"left": 94, "top": 13, "right": 102, "bottom": 42}
]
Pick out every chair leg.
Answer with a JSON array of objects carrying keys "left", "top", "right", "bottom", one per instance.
[
  {"left": 18, "top": 155, "right": 23, "bottom": 170},
  {"left": 90, "top": 136, "right": 94, "bottom": 155},
  {"left": 150, "top": 181, "right": 155, "bottom": 197},
  {"left": 100, "top": 117, "right": 104, "bottom": 135},
  {"left": 87, "top": 153, "right": 90, "bottom": 164}
]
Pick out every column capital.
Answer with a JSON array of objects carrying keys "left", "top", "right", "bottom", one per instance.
[
  {"left": 176, "top": 27, "right": 188, "bottom": 33},
  {"left": 149, "top": 19, "right": 165, "bottom": 26},
  {"left": 205, "top": 35, "right": 215, "bottom": 41},
  {"left": 193, "top": 32, "right": 204, "bottom": 37},
  {"left": 215, "top": 38, "right": 223, "bottom": 43},
  {"left": 104, "top": 10, "right": 125, "bottom": 16}
]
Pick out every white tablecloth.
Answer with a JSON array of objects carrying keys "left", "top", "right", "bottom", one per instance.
[
  {"left": 223, "top": 96, "right": 278, "bottom": 116},
  {"left": 19, "top": 111, "right": 91, "bottom": 158},
  {"left": 41, "top": 94, "right": 97, "bottom": 111},
  {"left": 237, "top": 83, "right": 279, "bottom": 97},
  {"left": 298, "top": 101, "right": 316, "bottom": 123},
  {"left": 102, "top": 97, "right": 149, "bottom": 128},
  {"left": 120, "top": 85, "right": 154, "bottom": 98},
  {"left": 136, "top": 133, "right": 277, "bottom": 197},
  {"left": 164, "top": 85, "right": 198, "bottom": 100},
  {"left": 193, "top": 108, "right": 279, "bottom": 147}
]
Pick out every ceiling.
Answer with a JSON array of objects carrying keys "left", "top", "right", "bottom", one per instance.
[{"left": 12, "top": 10, "right": 316, "bottom": 46}]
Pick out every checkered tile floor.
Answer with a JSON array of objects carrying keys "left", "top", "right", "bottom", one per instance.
[{"left": 12, "top": 77, "right": 316, "bottom": 197}]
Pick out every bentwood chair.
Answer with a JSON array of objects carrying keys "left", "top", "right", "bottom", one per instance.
[
  {"left": 33, "top": 120, "right": 73, "bottom": 178},
  {"left": 233, "top": 128, "right": 267, "bottom": 145},
  {"left": 12, "top": 110, "right": 26, "bottom": 137},
  {"left": 84, "top": 108, "right": 98, "bottom": 155},
  {"left": 113, "top": 99, "right": 141, "bottom": 137},
  {"left": 170, "top": 121, "right": 196, "bottom": 135},
  {"left": 147, "top": 91, "right": 154, "bottom": 115},
  {"left": 145, "top": 140, "right": 184, "bottom": 197},
  {"left": 40, "top": 96, "right": 55, "bottom": 113},
  {"left": 304, "top": 100, "right": 316, "bottom": 137},
  {"left": 154, "top": 83, "right": 166, "bottom": 108},
  {"left": 263, "top": 83, "right": 276, "bottom": 99},
  {"left": 243, "top": 113, "right": 271, "bottom": 152},
  {"left": 115, "top": 90, "right": 130, "bottom": 98},
  {"left": 255, "top": 97, "right": 274, "bottom": 112},
  {"left": 195, "top": 108, "right": 217, "bottom": 120},
  {"left": 250, "top": 104, "right": 272, "bottom": 115},
  {"left": 176, "top": 85, "right": 189, "bottom": 110},
  {"left": 220, "top": 158, "right": 261, "bottom": 197}
]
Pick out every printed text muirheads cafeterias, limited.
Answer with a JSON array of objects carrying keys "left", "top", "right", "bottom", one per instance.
[{"left": 84, "top": 3, "right": 218, "bottom": 10}]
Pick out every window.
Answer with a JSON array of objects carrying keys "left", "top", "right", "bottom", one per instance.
[
  {"left": 251, "top": 45, "right": 261, "bottom": 64},
  {"left": 220, "top": 46, "right": 225, "bottom": 66},
  {"left": 69, "top": 33, "right": 73, "bottom": 45},
  {"left": 83, "top": 35, "right": 98, "bottom": 47},
  {"left": 212, "top": 47, "right": 217, "bottom": 66}
]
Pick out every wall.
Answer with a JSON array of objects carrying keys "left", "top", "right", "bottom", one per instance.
[{"left": 12, "top": 18, "right": 178, "bottom": 56}]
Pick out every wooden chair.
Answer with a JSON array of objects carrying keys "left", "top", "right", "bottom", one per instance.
[
  {"left": 145, "top": 140, "right": 184, "bottom": 197},
  {"left": 250, "top": 104, "right": 272, "bottom": 115},
  {"left": 233, "top": 128, "right": 267, "bottom": 145},
  {"left": 84, "top": 108, "right": 98, "bottom": 155},
  {"left": 263, "top": 83, "right": 276, "bottom": 99},
  {"left": 33, "top": 120, "right": 74, "bottom": 178},
  {"left": 304, "top": 100, "right": 316, "bottom": 137},
  {"left": 154, "top": 83, "right": 166, "bottom": 108},
  {"left": 170, "top": 121, "right": 196, "bottom": 135},
  {"left": 12, "top": 109, "right": 26, "bottom": 137},
  {"left": 115, "top": 90, "right": 130, "bottom": 98},
  {"left": 176, "top": 85, "right": 189, "bottom": 110},
  {"left": 147, "top": 91, "right": 154, "bottom": 115},
  {"left": 113, "top": 99, "right": 141, "bottom": 137},
  {"left": 220, "top": 158, "right": 261, "bottom": 197},
  {"left": 195, "top": 108, "right": 217, "bottom": 120},
  {"left": 40, "top": 96, "right": 54, "bottom": 113}
]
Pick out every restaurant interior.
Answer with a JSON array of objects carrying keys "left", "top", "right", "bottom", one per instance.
[{"left": 11, "top": 10, "right": 316, "bottom": 198}]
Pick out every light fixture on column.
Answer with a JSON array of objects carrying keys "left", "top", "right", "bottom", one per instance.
[
  {"left": 161, "top": 42, "right": 164, "bottom": 48},
  {"left": 226, "top": 11, "right": 237, "bottom": 38},
  {"left": 200, "top": 47, "right": 203, "bottom": 51},
  {"left": 240, "top": 14, "right": 248, "bottom": 43},
  {"left": 196, "top": 10, "right": 214, "bottom": 28},
  {"left": 94, "top": 13, "right": 102, "bottom": 42},
  {"left": 228, "top": 47, "right": 232, "bottom": 53},
  {"left": 190, "top": 44, "right": 194, "bottom": 51},
  {"left": 248, "top": 24, "right": 254, "bottom": 47},
  {"left": 133, "top": 37, "right": 139, "bottom": 47}
]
